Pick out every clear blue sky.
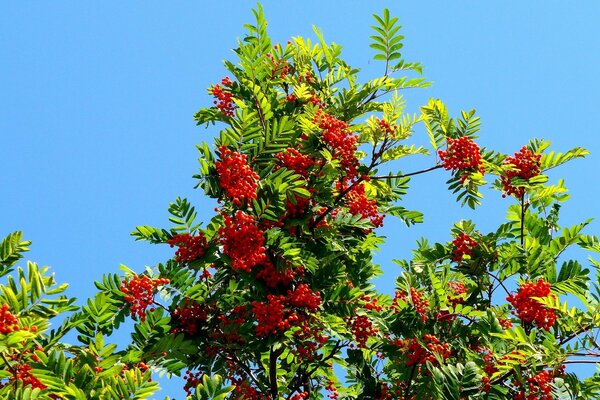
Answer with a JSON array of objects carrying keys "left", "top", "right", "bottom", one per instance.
[{"left": 2, "top": 1, "right": 600, "bottom": 397}]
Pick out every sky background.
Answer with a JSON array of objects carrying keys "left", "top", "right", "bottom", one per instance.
[{"left": 2, "top": 1, "right": 600, "bottom": 397}]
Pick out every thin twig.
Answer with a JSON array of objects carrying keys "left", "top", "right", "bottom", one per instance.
[{"left": 371, "top": 165, "right": 443, "bottom": 180}]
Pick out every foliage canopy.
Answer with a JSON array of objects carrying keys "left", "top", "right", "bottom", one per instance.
[{"left": 2, "top": 5, "right": 600, "bottom": 400}]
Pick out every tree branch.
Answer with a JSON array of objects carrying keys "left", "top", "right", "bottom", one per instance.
[{"left": 371, "top": 164, "right": 443, "bottom": 180}]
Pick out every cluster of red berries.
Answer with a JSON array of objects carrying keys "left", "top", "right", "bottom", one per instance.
[
  {"left": 231, "top": 378, "right": 266, "bottom": 400},
  {"left": 210, "top": 77, "right": 236, "bottom": 117},
  {"left": 215, "top": 146, "right": 259, "bottom": 206},
  {"left": 374, "top": 383, "right": 392, "bottom": 400},
  {"left": 395, "top": 334, "right": 451, "bottom": 367},
  {"left": 120, "top": 275, "right": 170, "bottom": 321},
  {"left": 343, "top": 182, "right": 384, "bottom": 228},
  {"left": 252, "top": 285, "right": 321, "bottom": 336},
  {"left": 298, "top": 71, "right": 315, "bottom": 83},
  {"left": 219, "top": 211, "right": 267, "bottom": 272},
  {"left": 476, "top": 347, "right": 497, "bottom": 392},
  {"left": 438, "top": 136, "right": 485, "bottom": 177},
  {"left": 513, "top": 367, "right": 564, "bottom": 400},
  {"left": 309, "top": 95, "right": 323, "bottom": 106},
  {"left": 275, "top": 147, "right": 315, "bottom": 178},
  {"left": 377, "top": 118, "right": 397, "bottom": 137},
  {"left": 0, "top": 304, "right": 20, "bottom": 334},
  {"left": 363, "top": 295, "right": 383, "bottom": 312},
  {"left": 292, "top": 320, "right": 328, "bottom": 362},
  {"left": 315, "top": 111, "right": 359, "bottom": 179},
  {"left": 452, "top": 233, "right": 478, "bottom": 263},
  {"left": 501, "top": 146, "right": 542, "bottom": 198},
  {"left": 447, "top": 281, "right": 467, "bottom": 308},
  {"left": 4, "top": 362, "right": 47, "bottom": 391},
  {"left": 498, "top": 317, "right": 513, "bottom": 329},
  {"left": 209, "top": 305, "right": 248, "bottom": 346},
  {"left": 290, "top": 392, "right": 309, "bottom": 400},
  {"left": 394, "top": 287, "right": 430, "bottom": 322},
  {"left": 266, "top": 52, "right": 290, "bottom": 79},
  {"left": 183, "top": 370, "right": 203, "bottom": 397},
  {"left": 251, "top": 296, "right": 292, "bottom": 336},
  {"left": 507, "top": 279, "right": 557, "bottom": 331},
  {"left": 170, "top": 300, "right": 210, "bottom": 336},
  {"left": 288, "top": 284, "right": 322, "bottom": 311},
  {"left": 255, "top": 261, "right": 303, "bottom": 288},
  {"left": 167, "top": 233, "right": 207, "bottom": 263},
  {"left": 350, "top": 315, "right": 378, "bottom": 348},
  {"left": 326, "top": 380, "right": 339, "bottom": 399},
  {"left": 285, "top": 194, "right": 311, "bottom": 220}
]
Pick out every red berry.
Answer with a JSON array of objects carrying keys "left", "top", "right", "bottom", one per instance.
[
  {"left": 210, "top": 78, "right": 236, "bottom": 116},
  {"left": 314, "top": 111, "right": 359, "bottom": 179},
  {"left": 215, "top": 146, "right": 259, "bottom": 206},
  {"left": 0, "top": 304, "right": 20, "bottom": 334},
  {"left": 507, "top": 278, "right": 556, "bottom": 331},
  {"left": 219, "top": 211, "right": 267, "bottom": 272},
  {"left": 167, "top": 232, "right": 207, "bottom": 263},
  {"left": 120, "top": 276, "right": 170, "bottom": 321},
  {"left": 438, "top": 136, "right": 485, "bottom": 177},
  {"left": 452, "top": 233, "right": 478, "bottom": 262},
  {"left": 393, "top": 287, "right": 429, "bottom": 322},
  {"left": 350, "top": 315, "right": 378, "bottom": 348},
  {"left": 501, "top": 146, "right": 541, "bottom": 198}
]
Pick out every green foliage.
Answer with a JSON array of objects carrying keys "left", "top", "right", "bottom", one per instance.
[
  {"left": 0, "top": 233, "right": 157, "bottom": 399},
  {"left": 3, "top": 4, "right": 600, "bottom": 400}
]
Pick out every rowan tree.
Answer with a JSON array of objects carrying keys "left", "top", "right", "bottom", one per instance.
[{"left": 2, "top": 5, "right": 600, "bottom": 400}]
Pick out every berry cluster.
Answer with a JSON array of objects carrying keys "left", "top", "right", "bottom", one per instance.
[
  {"left": 275, "top": 147, "right": 315, "bottom": 178},
  {"left": 498, "top": 317, "right": 513, "bottom": 329},
  {"left": 167, "top": 233, "right": 207, "bottom": 263},
  {"left": 350, "top": 315, "right": 378, "bottom": 348},
  {"left": 476, "top": 347, "right": 497, "bottom": 392},
  {"left": 326, "top": 380, "right": 339, "bottom": 399},
  {"left": 501, "top": 146, "right": 542, "bottom": 198},
  {"left": 315, "top": 112, "right": 359, "bottom": 179},
  {"left": 231, "top": 378, "right": 266, "bottom": 400},
  {"left": 377, "top": 118, "right": 397, "bottom": 137},
  {"left": 170, "top": 300, "right": 210, "bottom": 336},
  {"left": 344, "top": 182, "right": 384, "bottom": 228},
  {"left": 288, "top": 284, "right": 321, "bottom": 311},
  {"left": 251, "top": 285, "right": 321, "bottom": 336},
  {"left": 285, "top": 195, "right": 311, "bottom": 220},
  {"left": 255, "top": 261, "right": 303, "bottom": 288},
  {"left": 513, "top": 367, "right": 564, "bottom": 400},
  {"left": 394, "top": 287, "right": 429, "bottom": 322},
  {"left": 309, "top": 95, "right": 323, "bottom": 107},
  {"left": 0, "top": 304, "right": 20, "bottom": 334},
  {"left": 215, "top": 146, "right": 259, "bottom": 206},
  {"left": 363, "top": 295, "right": 383, "bottom": 312},
  {"left": 120, "top": 275, "right": 170, "bottom": 321},
  {"left": 183, "top": 370, "right": 203, "bottom": 397},
  {"left": 290, "top": 392, "right": 309, "bottom": 400},
  {"left": 452, "top": 233, "right": 478, "bottom": 262},
  {"left": 292, "top": 319, "right": 328, "bottom": 362},
  {"left": 447, "top": 281, "right": 467, "bottom": 307},
  {"left": 251, "top": 295, "right": 289, "bottom": 336},
  {"left": 210, "top": 305, "right": 248, "bottom": 346},
  {"left": 266, "top": 51, "right": 290, "bottom": 79},
  {"left": 298, "top": 71, "right": 315, "bottom": 83},
  {"left": 219, "top": 211, "right": 267, "bottom": 272},
  {"left": 438, "top": 136, "right": 485, "bottom": 176},
  {"left": 5, "top": 362, "right": 47, "bottom": 391},
  {"left": 210, "top": 77, "right": 236, "bottom": 117},
  {"left": 374, "top": 383, "right": 392, "bottom": 400},
  {"left": 395, "top": 334, "right": 451, "bottom": 367},
  {"left": 507, "top": 279, "right": 557, "bottom": 331}
]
